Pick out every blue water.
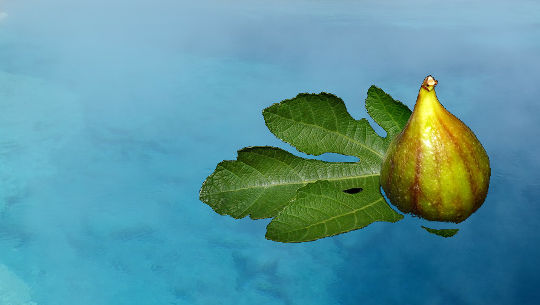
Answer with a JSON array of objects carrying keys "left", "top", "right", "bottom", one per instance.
[{"left": 0, "top": 0, "right": 539, "bottom": 304}]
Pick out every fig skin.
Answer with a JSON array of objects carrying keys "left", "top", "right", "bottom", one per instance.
[{"left": 380, "top": 76, "right": 490, "bottom": 223}]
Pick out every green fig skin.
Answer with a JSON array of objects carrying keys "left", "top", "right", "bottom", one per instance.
[{"left": 380, "top": 76, "right": 491, "bottom": 223}]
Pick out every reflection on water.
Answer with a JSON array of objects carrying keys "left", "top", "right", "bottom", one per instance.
[{"left": 0, "top": 0, "right": 539, "bottom": 304}]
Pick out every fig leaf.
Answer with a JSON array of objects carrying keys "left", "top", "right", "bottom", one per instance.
[{"left": 200, "top": 88, "right": 412, "bottom": 242}]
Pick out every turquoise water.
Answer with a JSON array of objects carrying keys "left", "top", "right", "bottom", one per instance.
[{"left": 0, "top": 0, "right": 539, "bottom": 304}]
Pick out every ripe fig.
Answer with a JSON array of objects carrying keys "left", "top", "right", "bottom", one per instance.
[{"left": 380, "top": 76, "right": 490, "bottom": 223}]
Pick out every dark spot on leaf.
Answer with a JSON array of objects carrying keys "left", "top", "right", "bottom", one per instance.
[{"left": 343, "top": 187, "right": 363, "bottom": 194}]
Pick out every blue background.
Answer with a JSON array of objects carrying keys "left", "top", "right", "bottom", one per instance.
[{"left": 0, "top": 0, "right": 539, "bottom": 304}]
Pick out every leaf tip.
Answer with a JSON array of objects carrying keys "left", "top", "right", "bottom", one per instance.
[
  {"left": 367, "top": 84, "right": 381, "bottom": 92},
  {"left": 421, "top": 225, "right": 459, "bottom": 238}
]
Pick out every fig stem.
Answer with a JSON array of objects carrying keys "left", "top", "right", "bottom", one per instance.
[{"left": 421, "top": 75, "right": 438, "bottom": 92}]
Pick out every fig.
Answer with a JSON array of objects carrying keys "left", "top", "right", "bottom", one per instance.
[{"left": 380, "top": 76, "right": 490, "bottom": 223}]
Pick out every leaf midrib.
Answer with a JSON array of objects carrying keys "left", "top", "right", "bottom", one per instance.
[{"left": 207, "top": 173, "right": 379, "bottom": 195}]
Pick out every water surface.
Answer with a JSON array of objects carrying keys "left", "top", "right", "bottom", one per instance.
[{"left": 0, "top": 0, "right": 539, "bottom": 304}]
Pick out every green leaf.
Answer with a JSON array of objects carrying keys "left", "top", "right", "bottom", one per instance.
[
  {"left": 263, "top": 93, "right": 386, "bottom": 164},
  {"left": 200, "top": 88, "right": 412, "bottom": 242},
  {"left": 365, "top": 86, "right": 412, "bottom": 143},
  {"left": 421, "top": 226, "right": 459, "bottom": 238},
  {"left": 199, "top": 146, "right": 380, "bottom": 219},
  {"left": 266, "top": 180, "right": 403, "bottom": 243}
]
